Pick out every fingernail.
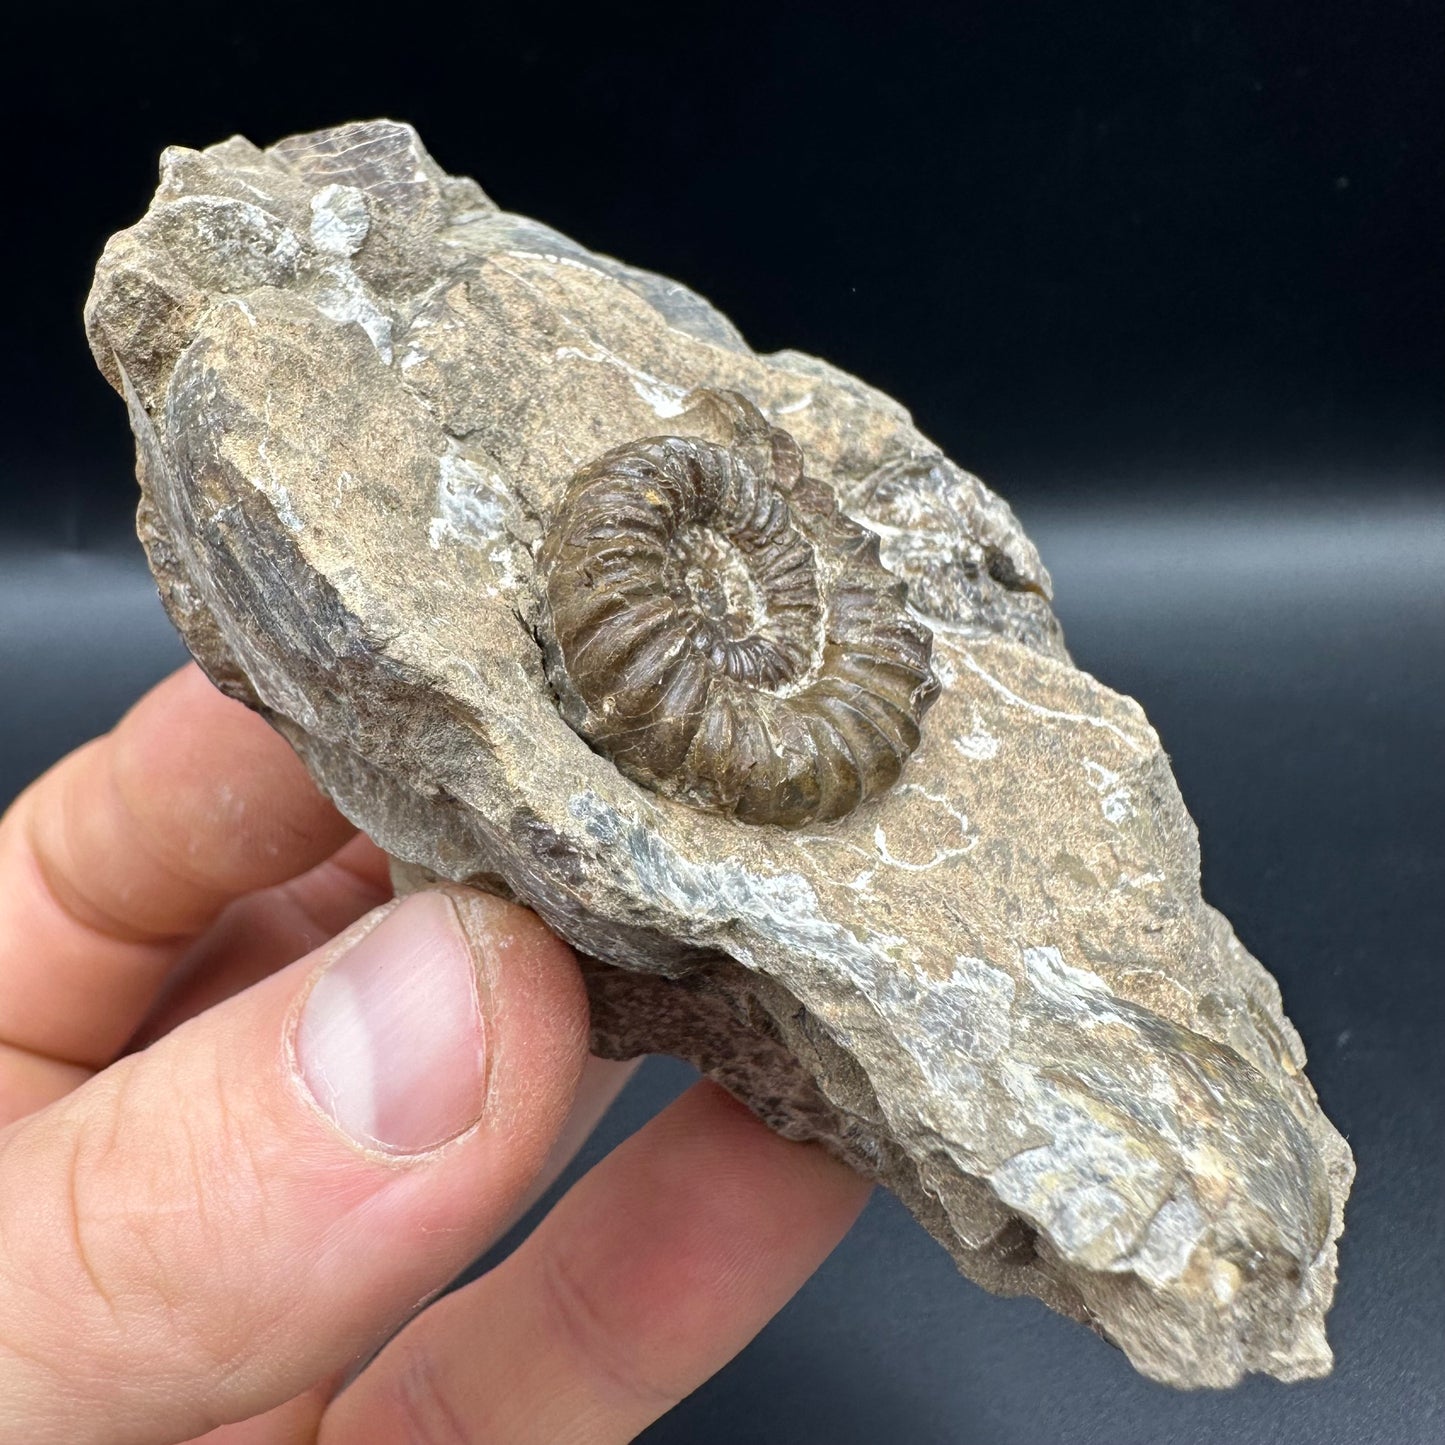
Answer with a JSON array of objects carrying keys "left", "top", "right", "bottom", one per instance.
[{"left": 294, "top": 891, "right": 488, "bottom": 1155}]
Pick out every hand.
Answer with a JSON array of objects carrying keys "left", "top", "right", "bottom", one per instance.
[{"left": 0, "top": 665, "right": 870, "bottom": 1444}]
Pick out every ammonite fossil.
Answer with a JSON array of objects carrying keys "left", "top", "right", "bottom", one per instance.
[{"left": 538, "top": 390, "right": 939, "bottom": 827}]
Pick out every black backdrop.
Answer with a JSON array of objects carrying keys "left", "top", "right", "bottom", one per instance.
[{"left": 2, "top": 2, "right": 1442, "bottom": 1442}]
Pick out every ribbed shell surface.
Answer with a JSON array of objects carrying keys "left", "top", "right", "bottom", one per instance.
[{"left": 539, "top": 393, "right": 939, "bottom": 827}]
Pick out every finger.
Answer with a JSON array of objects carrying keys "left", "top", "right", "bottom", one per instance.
[
  {"left": 181, "top": 1381, "right": 332, "bottom": 1445},
  {"left": 0, "top": 1041, "right": 92, "bottom": 1127},
  {"left": 500, "top": 1053, "right": 642, "bottom": 1232},
  {"left": 0, "top": 887, "right": 589, "bottom": 1445},
  {"left": 0, "top": 836, "right": 392, "bottom": 1130},
  {"left": 137, "top": 835, "right": 394, "bottom": 1046},
  {"left": 323, "top": 1081, "right": 872, "bottom": 1445},
  {"left": 175, "top": 1056, "right": 640, "bottom": 1445},
  {"left": 170, "top": 1060, "right": 640, "bottom": 1445},
  {"left": 142, "top": 837, "right": 636, "bottom": 1252},
  {"left": 0, "top": 664, "right": 355, "bottom": 1069}
]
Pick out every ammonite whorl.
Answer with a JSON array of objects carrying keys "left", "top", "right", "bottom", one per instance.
[{"left": 538, "top": 391, "right": 939, "bottom": 827}]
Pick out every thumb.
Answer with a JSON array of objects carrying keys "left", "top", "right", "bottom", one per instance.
[{"left": 0, "top": 887, "right": 589, "bottom": 1445}]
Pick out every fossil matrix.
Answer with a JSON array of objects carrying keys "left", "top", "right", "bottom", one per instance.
[{"left": 85, "top": 120, "right": 1353, "bottom": 1390}]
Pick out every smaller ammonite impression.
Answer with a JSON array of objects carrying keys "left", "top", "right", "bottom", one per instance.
[{"left": 537, "top": 390, "right": 940, "bottom": 827}]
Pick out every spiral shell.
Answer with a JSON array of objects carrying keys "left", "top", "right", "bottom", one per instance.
[{"left": 538, "top": 391, "right": 939, "bottom": 827}]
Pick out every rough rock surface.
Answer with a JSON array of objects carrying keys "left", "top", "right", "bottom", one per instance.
[{"left": 86, "top": 120, "right": 1353, "bottom": 1389}]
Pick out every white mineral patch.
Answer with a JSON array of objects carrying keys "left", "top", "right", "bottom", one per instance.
[
  {"left": 1125, "top": 1185, "right": 1207, "bottom": 1288},
  {"left": 254, "top": 391, "right": 302, "bottom": 532},
  {"left": 505, "top": 247, "right": 601, "bottom": 275},
  {"left": 309, "top": 184, "right": 371, "bottom": 257},
  {"left": 1101, "top": 789, "right": 1135, "bottom": 824},
  {"left": 309, "top": 260, "right": 393, "bottom": 362},
  {"left": 911, "top": 956, "right": 1015, "bottom": 1076},
  {"left": 872, "top": 820, "right": 975, "bottom": 873},
  {"left": 1022, "top": 944, "right": 1126, "bottom": 1027},
  {"left": 1083, "top": 759, "right": 1136, "bottom": 823},
  {"left": 875, "top": 957, "right": 1016, "bottom": 1103},
  {"left": 428, "top": 453, "right": 510, "bottom": 550},
  {"left": 960, "top": 650, "right": 1146, "bottom": 754},
  {"left": 553, "top": 343, "right": 689, "bottom": 418},
  {"left": 953, "top": 710, "right": 1002, "bottom": 761},
  {"left": 991, "top": 1058, "right": 1164, "bottom": 1260},
  {"left": 632, "top": 377, "right": 689, "bottom": 418},
  {"left": 251, "top": 475, "right": 301, "bottom": 532}
]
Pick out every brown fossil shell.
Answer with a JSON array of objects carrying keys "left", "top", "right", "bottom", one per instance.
[{"left": 538, "top": 390, "right": 939, "bottom": 827}]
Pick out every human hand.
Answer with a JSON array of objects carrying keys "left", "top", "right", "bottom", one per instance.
[{"left": 0, "top": 664, "right": 870, "bottom": 1444}]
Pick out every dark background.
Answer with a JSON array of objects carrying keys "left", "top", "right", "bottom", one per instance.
[{"left": 2, "top": 2, "right": 1441, "bottom": 1442}]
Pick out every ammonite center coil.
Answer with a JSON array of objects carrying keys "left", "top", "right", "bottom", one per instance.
[{"left": 538, "top": 391, "right": 939, "bottom": 827}]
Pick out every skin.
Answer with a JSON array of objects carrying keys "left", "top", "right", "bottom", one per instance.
[{"left": 0, "top": 664, "right": 871, "bottom": 1444}]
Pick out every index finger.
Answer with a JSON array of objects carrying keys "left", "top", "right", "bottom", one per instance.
[{"left": 0, "top": 664, "right": 355, "bottom": 1071}]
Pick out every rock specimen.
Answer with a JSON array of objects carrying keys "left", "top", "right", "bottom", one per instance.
[{"left": 85, "top": 120, "right": 1353, "bottom": 1389}]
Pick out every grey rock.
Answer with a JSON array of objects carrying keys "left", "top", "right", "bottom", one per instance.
[{"left": 85, "top": 119, "right": 1352, "bottom": 1389}]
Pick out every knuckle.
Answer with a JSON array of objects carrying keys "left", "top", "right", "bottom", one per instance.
[
  {"left": 16, "top": 741, "right": 195, "bottom": 952},
  {"left": 537, "top": 1245, "right": 678, "bottom": 1414},
  {"left": 380, "top": 1342, "right": 483, "bottom": 1445},
  {"left": 33, "top": 1057, "right": 265, "bottom": 1382},
  {"left": 0, "top": 1073, "right": 162, "bottom": 1411}
]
